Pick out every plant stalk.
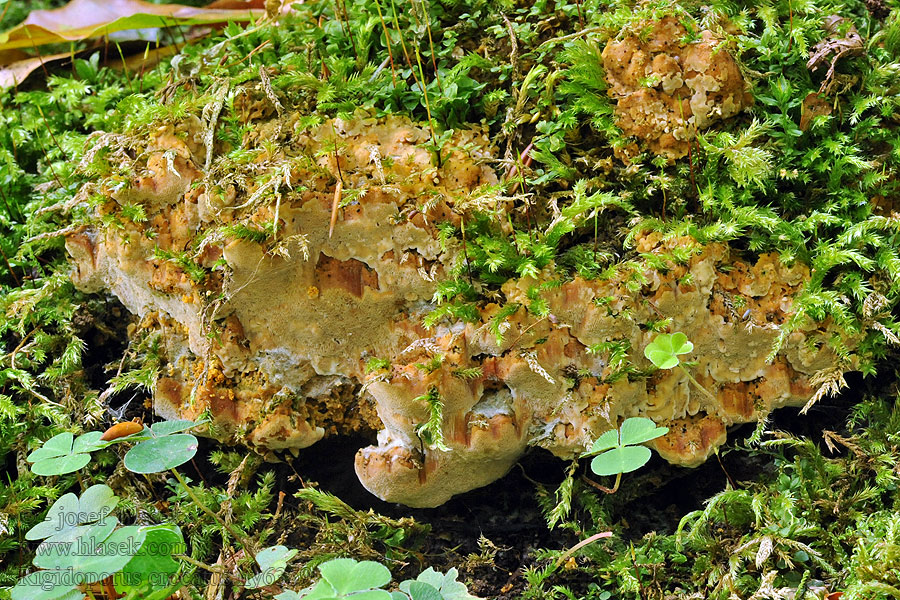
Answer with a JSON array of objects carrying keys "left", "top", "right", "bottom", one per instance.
[
  {"left": 554, "top": 530, "right": 613, "bottom": 568},
  {"left": 581, "top": 471, "right": 622, "bottom": 494},
  {"left": 170, "top": 468, "right": 257, "bottom": 563},
  {"left": 678, "top": 364, "right": 718, "bottom": 403}
]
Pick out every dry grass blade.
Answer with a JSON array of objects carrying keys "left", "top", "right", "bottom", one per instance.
[{"left": 329, "top": 179, "right": 343, "bottom": 238}]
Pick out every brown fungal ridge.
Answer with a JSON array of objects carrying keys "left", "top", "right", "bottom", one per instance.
[
  {"left": 314, "top": 254, "right": 380, "bottom": 298},
  {"left": 67, "top": 110, "right": 852, "bottom": 507}
]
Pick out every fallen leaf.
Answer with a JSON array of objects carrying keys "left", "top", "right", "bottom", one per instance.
[
  {"left": 0, "top": 49, "right": 29, "bottom": 65},
  {"left": 0, "top": 0, "right": 263, "bottom": 52},
  {"left": 807, "top": 15, "right": 864, "bottom": 94},
  {"left": 800, "top": 92, "right": 832, "bottom": 131},
  {"left": 0, "top": 50, "right": 72, "bottom": 89}
]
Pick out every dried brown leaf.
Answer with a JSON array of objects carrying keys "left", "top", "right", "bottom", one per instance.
[{"left": 0, "top": 0, "right": 263, "bottom": 52}]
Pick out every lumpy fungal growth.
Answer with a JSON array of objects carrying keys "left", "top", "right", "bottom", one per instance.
[{"left": 602, "top": 17, "right": 752, "bottom": 161}]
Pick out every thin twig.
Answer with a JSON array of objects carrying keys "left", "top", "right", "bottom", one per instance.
[
  {"left": 555, "top": 531, "right": 613, "bottom": 568},
  {"left": 537, "top": 26, "right": 603, "bottom": 50},
  {"left": 581, "top": 472, "right": 622, "bottom": 494}
]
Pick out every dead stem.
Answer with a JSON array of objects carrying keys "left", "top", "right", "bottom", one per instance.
[
  {"left": 419, "top": 0, "right": 443, "bottom": 92},
  {"left": 373, "top": 0, "right": 398, "bottom": 83}
]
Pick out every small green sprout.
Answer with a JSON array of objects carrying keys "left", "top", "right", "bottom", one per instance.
[
  {"left": 365, "top": 357, "right": 391, "bottom": 373},
  {"left": 281, "top": 558, "right": 392, "bottom": 600},
  {"left": 643, "top": 332, "right": 693, "bottom": 369},
  {"left": 13, "top": 484, "right": 185, "bottom": 599},
  {"left": 644, "top": 332, "right": 717, "bottom": 402},
  {"left": 274, "top": 558, "right": 481, "bottom": 600},
  {"left": 583, "top": 417, "right": 669, "bottom": 494},
  {"left": 452, "top": 366, "right": 483, "bottom": 380},
  {"left": 22, "top": 418, "right": 264, "bottom": 572},
  {"left": 416, "top": 387, "right": 449, "bottom": 451}
]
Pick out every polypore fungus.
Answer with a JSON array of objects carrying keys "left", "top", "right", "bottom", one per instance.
[{"left": 68, "top": 110, "right": 848, "bottom": 507}]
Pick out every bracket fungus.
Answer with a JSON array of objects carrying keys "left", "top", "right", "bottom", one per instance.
[{"left": 67, "top": 107, "right": 850, "bottom": 506}]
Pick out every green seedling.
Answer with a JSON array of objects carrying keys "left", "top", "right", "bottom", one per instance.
[
  {"left": 280, "top": 558, "right": 392, "bottom": 600},
  {"left": 21, "top": 418, "right": 262, "bottom": 585},
  {"left": 643, "top": 332, "right": 717, "bottom": 402},
  {"left": 275, "top": 558, "right": 481, "bottom": 600},
  {"left": 396, "top": 567, "right": 481, "bottom": 600},
  {"left": 25, "top": 419, "right": 206, "bottom": 477},
  {"left": 583, "top": 417, "right": 669, "bottom": 493},
  {"left": 246, "top": 545, "right": 298, "bottom": 589}
]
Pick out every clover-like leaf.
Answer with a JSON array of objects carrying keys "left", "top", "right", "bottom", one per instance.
[
  {"left": 118, "top": 524, "right": 184, "bottom": 594},
  {"left": 27, "top": 431, "right": 104, "bottom": 476},
  {"left": 25, "top": 493, "right": 79, "bottom": 541},
  {"left": 150, "top": 419, "right": 206, "bottom": 436},
  {"left": 26, "top": 432, "right": 75, "bottom": 463},
  {"left": 590, "top": 446, "right": 652, "bottom": 476},
  {"left": 348, "top": 592, "right": 394, "bottom": 600},
  {"left": 26, "top": 484, "right": 118, "bottom": 541},
  {"left": 403, "top": 581, "right": 443, "bottom": 600},
  {"left": 32, "top": 518, "right": 118, "bottom": 570},
  {"left": 643, "top": 332, "right": 693, "bottom": 370},
  {"left": 293, "top": 580, "right": 336, "bottom": 600},
  {"left": 618, "top": 417, "right": 669, "bottom": 446},
  {"left": 246, "top": 545, "right": 297, "bottom": 589},
  {"left": 72, "top": 431, "right": 109, "bottom": 453},
  {"left": 10, "top": 573, "right": 83, "bottom": 600},
  {"left": 123, "top": 434, "right": 198, "bottom": 473},
  {"left": 588, "top": 429, "right": 619, "bottom": 455},
  {"left": 406, "top": 567, "right": 481, "bottom": 600},
  {"left": 78, "top": 483, "right": 120, "bottom": 517},
  {"left": 319, "top": 558, "right": 392, "bottom": 596},
  {"left": 32, "top": 523, "right": 144, "bottom": 578}
]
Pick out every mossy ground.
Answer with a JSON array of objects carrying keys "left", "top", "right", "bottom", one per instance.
[{"left": 1, "top": 0, "right": 899, "bottom": 598}]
